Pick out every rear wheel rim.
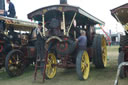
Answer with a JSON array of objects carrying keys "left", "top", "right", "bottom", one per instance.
[
  {"left": 46, "top": 53, "right": 57, "bottom": 79},
  {"left": 81, "top": 51, "right": 90, "bottom": 79},
  {"left": 101, "top": 37, "right": 107, "bottom": 67}
]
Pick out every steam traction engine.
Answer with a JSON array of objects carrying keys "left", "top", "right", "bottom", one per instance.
[
  {"left": 28, "top": 1, "right": 107, "bottom": 80},
  {"left": 111, "top": 3, "right": 128, "bottom": 85}
]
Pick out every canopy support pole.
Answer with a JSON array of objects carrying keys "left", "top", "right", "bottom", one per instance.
[
  {"left": 62, "top": 12, "right": 66, "bottom": 36},
  {"left": 67, "top": 12, "right": 77, "bottom": 36},
  {"left": 42, "top": 14, "right": 45, "bottom": 36}
]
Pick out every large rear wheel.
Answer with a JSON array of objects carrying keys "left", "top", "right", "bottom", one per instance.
[
  {"left": 45, "top": 53, "right": 57, "bottom": 79},
  {"left": 76, "top": 50, "right": 90, "bottom": 80},
  {"left": 5, "top": 50, "right": 25, "bottom": 77},
  {"left": 93, "top": 35, "right": 107, "bottom": 68}
]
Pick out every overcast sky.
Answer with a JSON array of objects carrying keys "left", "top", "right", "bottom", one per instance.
[{"left": 5, "top": 0, "right": 128, "bottom": 33}]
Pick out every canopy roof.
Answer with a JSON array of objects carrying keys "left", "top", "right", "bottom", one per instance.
[
  {"left": 0, "top": 16, "right": 37, "bottom": 31},
  {"left": 28, "top": 5, "right": 105, "bottom": 25},
  {"left": 111, "top": 3, "right": 128, "bottom": 25}
]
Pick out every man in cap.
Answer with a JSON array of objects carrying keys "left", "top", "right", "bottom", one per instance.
[{"left": 33, "top": 22, "right": 46, "bottom": 74}]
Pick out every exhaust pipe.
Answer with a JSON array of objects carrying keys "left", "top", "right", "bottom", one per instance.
[
  {"left": 0, "top": 0, "right": 5, "bottom": 10},
  {"left": 60, "top": 0, "right": 68, "bottom": 4}
]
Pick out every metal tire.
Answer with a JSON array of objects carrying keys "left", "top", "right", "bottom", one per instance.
[{"left": 93, "top": 35, "right": 107, "bottom": 68}]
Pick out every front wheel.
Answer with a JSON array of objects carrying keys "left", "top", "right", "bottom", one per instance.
[
  {"left": 45, "top": 52, "right": 57, "bottom": 79},
  {"left": 5, "top": 50, "right": 25, "bottom": 77},
  {"left": 76, "top": 50, "right": 90, "bottom": 80}
]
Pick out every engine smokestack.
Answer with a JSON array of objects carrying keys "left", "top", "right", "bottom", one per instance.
[
  {"left": 60, "top": 0, "right": 68, "bottom": 4},
  {"left": 0, "top": 0, "right": 5, "bottom": 10}
]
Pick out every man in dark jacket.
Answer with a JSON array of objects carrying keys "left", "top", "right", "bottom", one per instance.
[{"left": 6, "top": 0, "right": 16, "bottom": 18}]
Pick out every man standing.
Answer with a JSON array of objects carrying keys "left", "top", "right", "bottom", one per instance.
[
  {"left": 6, "top": 0, "right": 16, "bottom": 18},
  {"left": 33, "top": 22, "right": 45, "bottom": 60},
  {"left": 76, "top": 31, "right": 87, "bottom": 50},
  {"left": 33, "top": 22, "right": 45, "bottom": 74}
]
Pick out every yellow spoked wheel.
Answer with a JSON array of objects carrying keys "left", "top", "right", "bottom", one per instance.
[
  {"left": 76, "top": 50, "right": 90, "bottom": 80},
  {"left": 45, "top": 53, "right": 57, "bottom": 79},
  {"left": 101, "top": 36, "right": 107, "bottom": 67}
]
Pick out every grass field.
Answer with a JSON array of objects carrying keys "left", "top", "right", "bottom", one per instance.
[{"left": 0, "top": 46, "right": 127, "bottom": 85}]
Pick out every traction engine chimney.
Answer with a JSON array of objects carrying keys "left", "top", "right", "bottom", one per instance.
[{"left": 60, "top": 0, "right": 68, "bottom": 4}]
